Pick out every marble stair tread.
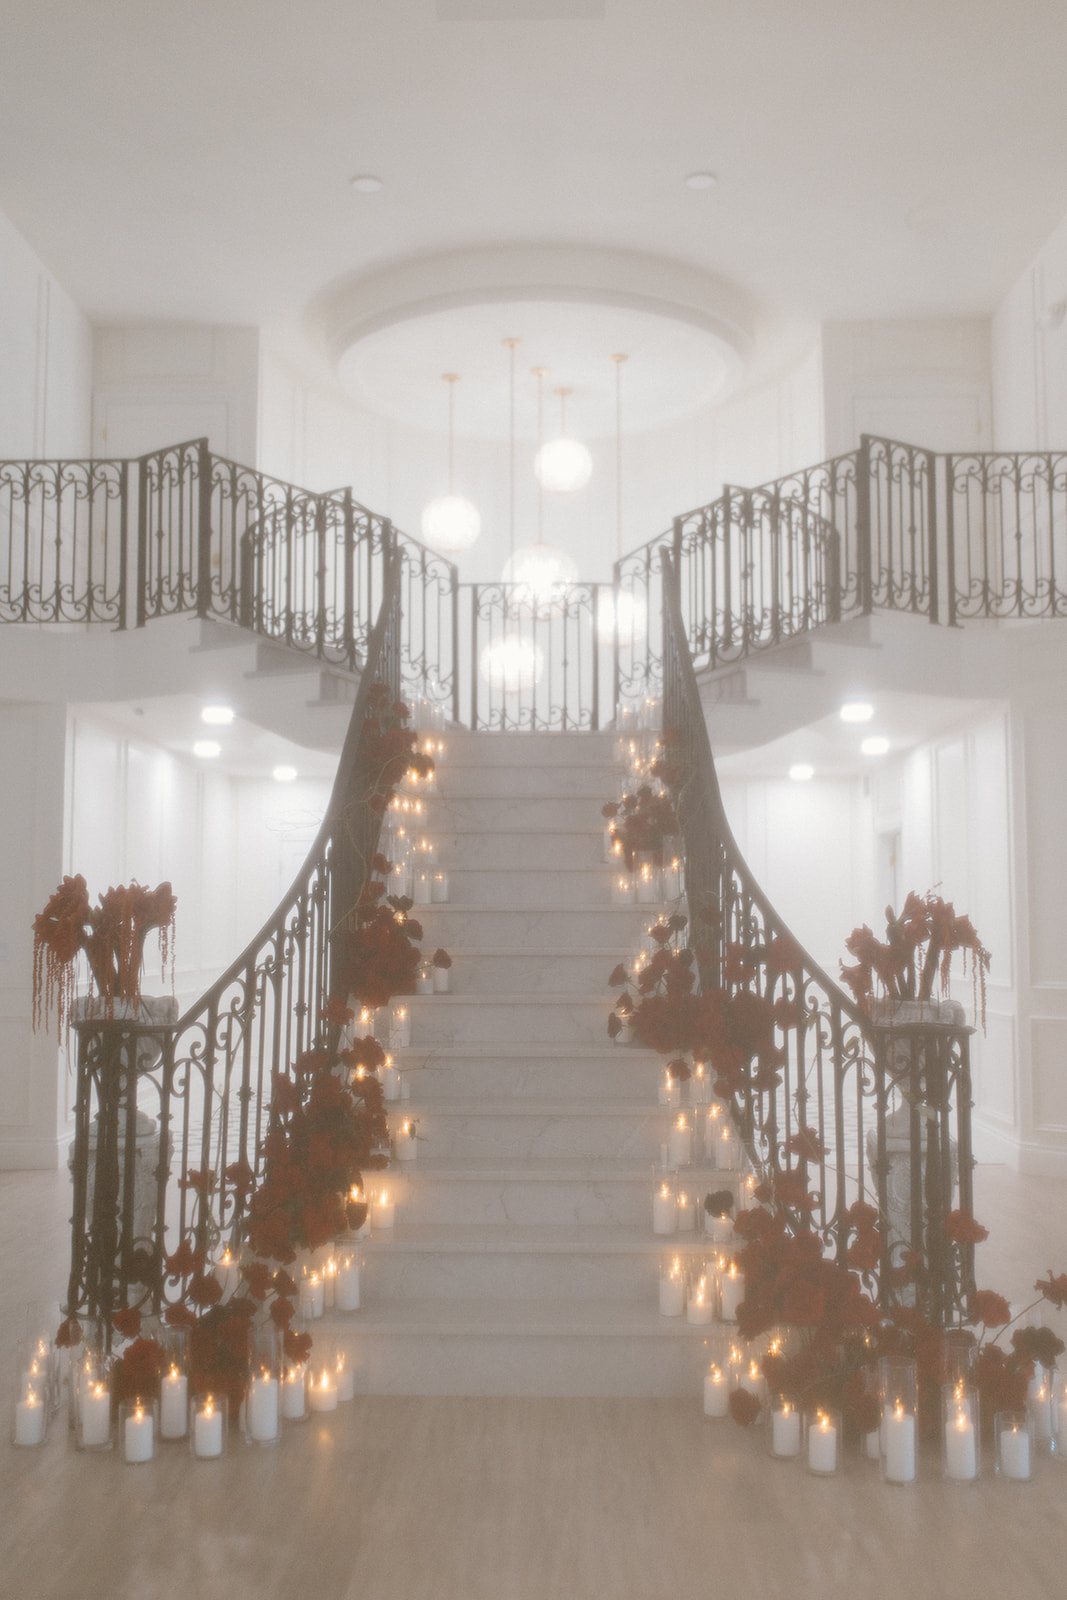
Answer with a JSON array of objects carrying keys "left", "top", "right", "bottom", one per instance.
[
  {"left": 409, "top": 992, "right": 623, "bottom": 1006},
  {"left": 394, "top": 1042, "right": 658, "bottom": 1061},
  {"left": 364, "top": 1221, "right": 720, "bottom": 1254},
  {"left": 385, "top": 1155, "right": 727, "bottom": 1182},
  {"left": 332, "top": 1297, "right": 720, "bottom": 1339},
  {"left": 394, "top": 1096, "right": 668, "bottom": 1115}
]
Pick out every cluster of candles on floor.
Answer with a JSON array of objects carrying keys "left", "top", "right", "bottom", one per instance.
[
  {"left": 11, "top": 1223, "right": 378, "bottom": 1460},
  {"left": 606, "top": 713, "right": 684, "bottom": 908},
  {"left": 697, "top": 1335, "right": 1067, "bottom": 1482},
  {"left": 379, "top": 753, "right": 450, "bottom": 912}
]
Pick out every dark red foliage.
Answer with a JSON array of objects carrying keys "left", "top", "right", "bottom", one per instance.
[
  {"left": 1035, "top": 1271, "right": 1067, "bottom": 1310},
  {"left": 943, "top": 1209, "right": 990, "bottom": 1244},
  {"left": 729, "top": 1387, "right": 762, "bottom": 1426},
  {"left": 969, "top": 1289, "right": 1011, "bottom": 1327},
  {"left": 112, "top": 1306, "right": 142, "bottom": 1340}
]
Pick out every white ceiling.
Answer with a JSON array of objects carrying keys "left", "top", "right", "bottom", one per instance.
[{"left": 2, "top": 0, "right": 1066, "bottom": 390}]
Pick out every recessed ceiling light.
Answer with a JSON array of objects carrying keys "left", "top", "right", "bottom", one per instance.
[
  {"left": 861, "top": 736, "right": 891, "bottom": 757},
  {"left": 193, "top": 740, "right": 221, "bottom": 759},
  {"left": 684, "top": 171, "right": 718, "bottom": 190},
  {"left": 840, "top": 701, "right": 874, "bottom": 724},
  {"left": 350, "top": 174, "right": 384, "bottom": 194},
  {"left": 201, "top": 704, "right": 235, "bottom": 726},
  {"left": 789, "top": 763, "right": 815, "bottom": 782},
  {"left": 273, "top": 765, "right": 298, "bottom": 783}
]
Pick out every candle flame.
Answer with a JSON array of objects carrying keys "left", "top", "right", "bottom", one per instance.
[
  {"left": 169, "top": 1364, "right": 179, "bottom": 1380},
  {"left": 204, "top": 1397, "right": 214, "bottom": 1417},
  {"left": 955, "top": 1412, "right": 968, "bottom": 1432},
  {"left": 894, "top": 1400, "right": 904, "bottom": 1420}
]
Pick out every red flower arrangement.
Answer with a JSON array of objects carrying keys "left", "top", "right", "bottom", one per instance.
[
  {"left": 839, "top": 890, "right": 990, "bottom": 1027},
  {"left": 32, "top": 876, "right": 176, "bottom": 1032},
  {"left": 602, "top": 786, "right": 679, "bottom": 869}
]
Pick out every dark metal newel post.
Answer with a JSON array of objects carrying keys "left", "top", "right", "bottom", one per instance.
[
  {"left": 857, "top": 434, "right": 873, "bottom": 615},
  {"left": 196, "top": 439, "right": 213, "bottom": 620}
]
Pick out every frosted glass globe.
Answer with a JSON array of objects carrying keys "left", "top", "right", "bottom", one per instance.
[
  {"left": 420, "top": 494, "right": 481, "bottom": 553},
  {"left": 595, "top": 589, "right": 648, "bottom": 643},
  {"left": 502, "top": 543, "right": 579, "bottom": 605},
  {"left": 534, "top": 436, "right": 593, "bottom": 494},
  {"left": 479, "top": 634, "right": 544, "bottom": 694}
]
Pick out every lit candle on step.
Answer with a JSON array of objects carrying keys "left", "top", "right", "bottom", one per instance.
[
  {"left": 998, "top": 1420, "right": 1032, "bottom": 1480},
  {"left": 80, "top": 1381, "right": 110, "bottom": 1448},
  {"left": 719, "top": 1261, "right": 744, "bottom": 1321},
  {"left": 686, "top": 1275, "right": 712, "bottom": 1325},
  {"left": 373, "top": 1188, "right": 396, "bottom": 1230},
  {"left": 675, "top": 1190, "right": 695, "bottom": 1231},
  {"left": 703, "top": 1363, "right": 729, "bottom": 1418},
  {"left": 944, "top": 1405, "right": 978, "bottom": 1481},
  {"left": 308, "top": 1368, "right": 338, "bottom": 1413},
  {"left": 281, "top": 1365, "right": 307, "bottom": 1421},
  {"left": 689, "top": 1062, "right": 710, "bottom": 1104},
  {"left": 414, "top": 869, "right": 432, "bottom": 906},
  {"left": 335, "top": 1250, "right": 361, "bottom": 1311},
  {"left": 668, "top": 1113, "right": 692, "bottom": 1168},
  {"left": 396, "top": 1118, "right": 418, "bottom": 1162},
  {"left": 299, "top": 1271, "right": 324, "bottom": 1320},
  {"left": 123, "top": 1402, "right": 155, "bottom": 1464},
  {"left": 659, "top": 1257, "right": 685, "bottom": 1317},
  {"left": 808, "top": 1411, "right": 838, "bottom": 1475},
  {"left": 771, "top": 1400, "right": 801, "bottom": 1458},
  {"left": 636, "top": 859, "right": 658, "bottom": 903},
  {"left": 883, "top": 1401, "right": 917, "bottom": 1483},
  {"left": 193, "top": 1395, "right": 224, "bottom": 1459},
  {"left": 652, "top": 1180, "right": 676, "bottom": 1235},
  {"left": 612, "top": 873, "right": 636, "bottom": 906},
  {"left": 658, "top": 1070, "right": 680, "bottom": 1107},
  {"left": 248, "top": 1371, "right": 279, "bottom": 1443},
  {"left": 14, "top": 1388, "right": 45, "bottom": 1447},
  {"left": 160, "top": 1364, "right": 188, "bottom": 1439},
  {"left": 335, "top": 1351, "right": 355, "bottom": 1402},
  {"left": 432, "top": 871, "right": 449, "bottom": 903}
]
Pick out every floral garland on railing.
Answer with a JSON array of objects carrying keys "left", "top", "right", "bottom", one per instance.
[
  {"left": 605, "top": 747, "right": 1066, "bottom": 1446},
  {"left": 56, "top": 685, "right": 448, "bottom": 1418}
]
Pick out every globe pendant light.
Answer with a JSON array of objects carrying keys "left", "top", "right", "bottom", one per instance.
[
  {"left": 534, "top": 385, "right": 593, "bottom": 494},
  {"left": 421, "top": 373, "right": 482, "bottom": 554},
  {"left": 503, "top": 542, "right": 579, "bottom": 606},
  {"left": 479, "top": 634, "right": 544, "bottom": 694}
]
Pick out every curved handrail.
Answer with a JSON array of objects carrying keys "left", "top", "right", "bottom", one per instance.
[{"left": 661, "top": 549, "right": 975, "bottom": 1322}]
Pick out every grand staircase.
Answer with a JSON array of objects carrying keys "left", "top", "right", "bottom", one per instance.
[{"left": 351, "top": 732, "right": 719, "bottom": 1397}]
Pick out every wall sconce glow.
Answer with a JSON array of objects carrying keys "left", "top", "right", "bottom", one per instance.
[
  {"left": 595, "top": 589, "right": 648, "bottom": 644},
  {"left": 479, "top": 634, "right": 544, "bottom": 694},
  {"left": 193, "top": 740, "right": 221, "bottom": 759},
  {"left": 420, "top": 494, "right": 481, "bottom": 554},
  {"left": 201, "top": 704, "right": 234, "bottom": 725},
  {"left": 534, "top": 436, "right": 593, "bottom": 494},
  {"left": 789, "top": 763, "right": 815, "bottom": 781},
  {"left": 503, "top": 542, "right": 578, "bottom": 604},
  {"left": 839, "top": 701, "right": 874, "bottom": 723},
  {"left": 860, "top": 736, "right": 890, "bottom": 757},
  {"left": 273, "top": 765, "right": 298, "bottom": 782}
]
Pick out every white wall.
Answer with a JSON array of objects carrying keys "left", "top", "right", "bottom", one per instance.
[
  {"left": 821, "top": 319, "right": 992, "bottom": 458},
  {"left": 0, "top": 204, "right": 92, "bottom": 458},
  {"left": 92, "top": 324, "right": 260, "bottom": 462},
  {"left": 992, "top": 206, "right": 1067, "bottom": 450}
]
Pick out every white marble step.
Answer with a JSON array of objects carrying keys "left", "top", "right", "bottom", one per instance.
[
  {"left": 425, "top": 796, "right": 611, "bottom": 833},
  {"left": 406, "top": 993, "right": 614, "bottom": 1047},
  {"left": 360, "top": 1223, "right": 721, "bottom": 1304},
  {"left": 431, "top": 866, "right": 616, "bottom": 909},
  {"left": 388, "top": 1098, "right": 707, "bottom": 1162},
  {"left": 436, "top": 947, "right": 624, "bottom": 995},
  {"left": 436, "top": 764, "right": 615, "bottom": 800},
  {"left": 394, "top": 1044, "right": 666, "bottom": 1102},
  {"left": 440, "top": 732, "right": 620, "bottom": 767},
  {"left": 433, "top": 829, "right": 604, "bottom": 871},
  {"left": 329, "top": 1298, "right": 718, "bottom": 1398},
  {"left": 378, "top": 1157, "right": 726, "bottom": 1229},
  {"left": 411, "top": 905, "right": 669, "bottom": 946}
]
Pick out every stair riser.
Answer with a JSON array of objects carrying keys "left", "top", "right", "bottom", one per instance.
[
  {"left": 397, "top": 1052, "right": 663, "bottom": 1102},
  {"left": 381, "top": 1174, "right": 708, "bottom": 1229},
  {"left": 441, "top": 734, "right": 620, "bottom": 768},
  {"left": 408, "top": 997, "right": 612, "bottom": 1046},
  {"left": 363, "top": 1247, "right": 714, "bottom": 1304},
  {"left": 388, "top": 1110, "right": 672, "bottom": 1162},
  {"left": 435, "top": 832, "right": 603, "bottom": 871},
  {"left": 442, "top": 951, "right": 619, "bottom": 994},
  {"left": 343, "top": 1330, "right": 714, "bottom": 1398},
  {"left": 427, "top": 797, "right": 608, "bottom": 832},
  {"left": 438, "top": 766, "right": 611, "bottom": 800},
  {"left": 432, "top": 867, "right": 617, "bottom": 909},
  {"left": 414, "top": 907, "right": 664, "bottom": 945}
]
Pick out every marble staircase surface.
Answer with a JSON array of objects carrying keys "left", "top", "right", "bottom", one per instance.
[{"left": 364, "top": 729, "right": 731, "bottom": 1398}]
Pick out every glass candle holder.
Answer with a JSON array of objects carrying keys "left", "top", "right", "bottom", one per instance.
[
  {"left": 280, "top": 1362, "right": 308, "bottom": 1422},
  {"left": 675, "top": 1188, "right": 695, "bottom": 1233},
  {"left": 347, "top": 1185, "right": 371, "bottom": 1238},
  {"left": 381, "top": 1056, "right": 403, "bottom": 1101},
  {"left": 714, "top": 1123, "right": 739, "bottom": 1170},
  {"left": 719, "top": 1261, "right": 744, "bottom": 1322},
  {"left": 658, "top": 1068, "right": 680, "bottom": 1107},
  {"left": 651, "top": 1174, "right": 677, "bottom": 1235},
  {"left": 807, "top": 1409, "right": 841, "bottom": 1476},
  {"left": 1027, "top": 1369, "right": 1054, "bottom": 1449},
  {"left": 389, "top": 1003, "right": 411, "bottom": 1049},
  {"left": 686, "top": 1270, "right": 714, "bottom": 1325},
  {"left": 769, "top": 1396, "right": 802, "bottom": 1459},
  {"left": 703, "top": 1361, "right": 730, "bottom": 1418},
  {"left": 334, "top": 1347, "right": 356, "bottom": 1402},
  {"left": 612, "top": 872, "right": 636, "bottom": 906},
  {"left": 942, "top": 1379, "right": 980, "bottom": 1482},
  {"left": 335, "top": 1244, "right": 363, "bottom": 1312},
  {"left": 413, "top": 869, "right": 433, "bottom": 906},
  {"left": 308, "top": 1365, "right": 339, "bottom": 1413},
  {"left": 395, "top": 1117, "right": 419, "bottom": 1163},
  {"left": 432, "top": 871, "right": 449, "bottom": 904},
  {"left": 416, "top": 960, "right": 434, "bottom": 995},
  {"left": 190, "top": 1392, "right": 227, "bottom": 1459},
  {"left": 689, "top": 1062, "right": 711, "bottom": 1105},
  {"left": 668, "top": 1113, "right": 692, "bottom": 1169},
  {"left": 635, "top": 853, "right": 659, "bottom": 903},
  {"left": 659, "top": 1256, "right": 686, "bottom": 1317},
  {"left": 738, "top": 1358, "right": 765, "bottom": 1404},
  {"left": 159, "top": 1360, "right": 189, "bottom": 1440},
  {"left": 299, "top": 1269, "right": 324, "bottom": 1321},
  {"left": 121, "top": 1398, "right": 158, "bottom": 1464},
  {"left": 12, "top": 1358, "right": 48, "bottom": 1448},
  {"left": 433, "top": 961, "right": 451, "bottom": 993},
  {"left": 372, "top": 1186, "right": 396, "bottom": 1231},
  {"left": 245, "top": 1331, "right": 281, "bottom": 1446},
  {"left": 74, "top": 1360, "right": 112, "bottom": 1451},
  {"left": 880, "top": 1361, "right": 918, "bottom": 1484},
  {"left": 995, "top": 1410, "right": 1034, "bottom": 1481}
]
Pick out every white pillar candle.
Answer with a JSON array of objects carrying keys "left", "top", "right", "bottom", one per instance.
[
  {"left": 79, "top": 1382, "right": 111, "bottom": 1447},
  {"left": 299, "top": 1273, "right": 324, "bottom": 1320},
  {"left": 373, "top": 1190, "right": 396, "bottom": 1231},
  {"left": 248, "top": 1374, "right": 280, "bottom": 1442},
  {"left": 658, "top": 1072, "right": 680, "bottom": 1107},
  {"left": 389, "top": 1007, "right": 411, "bottom": 1048},
  {"left": 716, "top": 1127, "right": 738, "bottom": 1168},
  {"left": 397, "top": 1120, "right": 418, "bottom": 1162},
  {"left": 739, "top": 1361, "right": 765, "bottom": 1402},
  {"left": 771, "top": 1403, "right": 801, "bottom": 1458},
  {"left": 999, "top": 1425, "right": 1032, "bottom": 1480},
  {"left": 612, "top": 874, "right": 636, "bottom": 906},
  {"left": 703, "top": 1366, "right": 730, "bottom": 1418},
  {"left": 14, "top": 1391, "right": 45, "bottom": 1447},
  {"left": 686, "top": 1277, "right": 713, "bottom": 1325},
  {"left": 883, "top": 1405, "right": 917, "bottom": 1483},
  {"left": 864, "top": 1429, "right": 881, "bottom": 1461},
  {"left": 382, "top": 1060, "right": 403, "bottom": 1101},
  {"left": 652, "top": 1183, "right": 676, "bottom": 1235},
  {"left": 663, "top": 857, "right": 683, "bottom": 898},
  {"left": 808, "top": 1413, "right": 838, "bottom": 1475},
  {"left": 432, "top": 872, "right": 449, "bottom": 903},
  {"left": 214, "top": 1249, "right": 240, "bottom": 1300},
  {"left": 1028, "top": 1380, "right": 1052, "bottom": 1441},
  {"left": 433, "top": 963, "right": 451, "bottom": 992},
  {"left": 193, "top": 1397, "right": 224, "bottom": 1459},
  {"left": 123, "top": 1405, "right": 154, "bottom": 1464},
  {"left": 414, "top": 870, "right": 433, "bottom": 906},
  {"left": 719, "top": 1266, "right": 744, "bottom": 1321},
  {"left": 281, "top": 1367, "right": 307, "bottom": 1421},
  {"left": 323, "top": 1256, "right": 337, "bottom": 1309},
  {"left": 336, "top": 1253, "right": 361, "bottom": 1312},
  {"left": 675, "top": 1191, "right": 695, "bottom": 1232},
  {"left": 308, "top": 1369, "right": 338, "bottom": 1413},
  {"left": 668, "top": 1115, "right": 692, "bottom": 1168},
  {"left": 160, "top": 1366, "right": 188, "bottom": 1439},
  {"left": 636, "top": 862, "right": 658, "bottom": 903},
  {"left": 945, "top": 1409, "right": 978, "bottom": 1481},
  {"left": 416, "top": 967, "right": 434, "bottom": 995},
  {"left": 659, "top": 1264, "right": 685, "bottom": 1317},
  {"left": 689, "top": 1065, "right": 710, "bottom": 1104},
  {"left": 335, "top": 1354, "right": 355, "bottom": 1402}
]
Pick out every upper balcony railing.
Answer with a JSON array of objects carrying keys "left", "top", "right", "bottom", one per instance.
[{"left": 4, "top": 432, "right": 1067, "bottom": 730}]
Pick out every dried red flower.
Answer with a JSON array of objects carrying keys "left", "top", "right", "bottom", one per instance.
[
  {"left": 728, "top": 1387, "right": 762, "bottom": 1427},
  {"left": 943, "top": 1210, "right": 989, "bottom": 1244},
  {"left": 1035, "top": 1271, "right": 1067, "bottom": 1310},
  {"left": 970, "top": 1289, "right": 1011, "bottom": 1327}
]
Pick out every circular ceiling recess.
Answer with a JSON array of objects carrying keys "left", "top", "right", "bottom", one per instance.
[{"left": 310, "top": 244, "right": 754, "bottom": 441}]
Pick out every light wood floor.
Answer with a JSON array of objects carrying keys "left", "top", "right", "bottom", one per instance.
[{"left": 2, "top": 1163, "right": 1065, "bottom": 1600}]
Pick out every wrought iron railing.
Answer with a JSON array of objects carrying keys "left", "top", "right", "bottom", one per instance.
[
  {"left": 463, "top": 580, "right": 614, "bottom": 731},
  {"left": 64, "top": 551, "right": 403, "bottom": 1326},
  {"left": 661, "top": 550, "right": 975, "bottom": 1324}
]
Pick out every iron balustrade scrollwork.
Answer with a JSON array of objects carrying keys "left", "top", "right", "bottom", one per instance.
[
  {"left": 395, "top": 531, "right": 460, "bottom": 723},
  {"left": 63, "top": 552, "right": 403, "bottom": 1324},
  {"left": 660, "top": 549, "right": 975, "bottom": 1324},
  {"left": 945, "top": 449, "right": 1067, "bottom": 623},
  {"left": 465, "top": 580, "right": 611, "bottom": 731},
  {"left": 0, "top": 455, "right": 129, "bottom": 625}
]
